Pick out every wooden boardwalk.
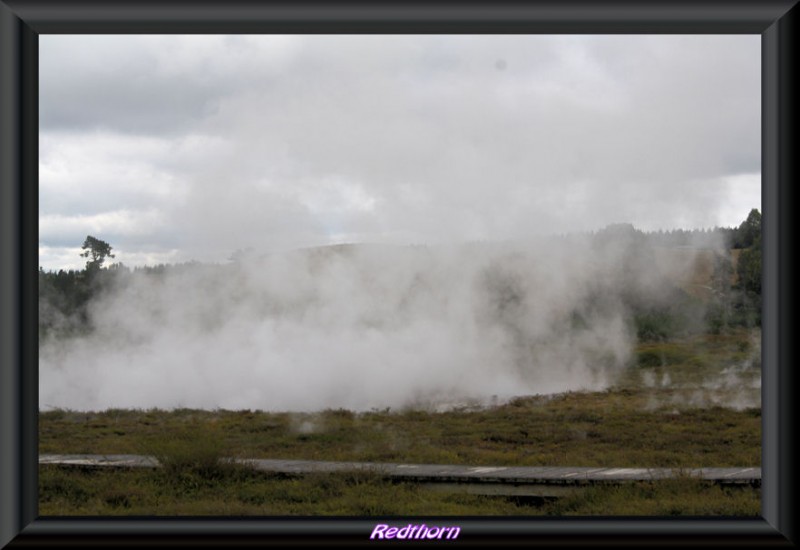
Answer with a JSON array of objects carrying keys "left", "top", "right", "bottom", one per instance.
[{"left": 39, "top": 454, "right": 760, "bottom": 497}]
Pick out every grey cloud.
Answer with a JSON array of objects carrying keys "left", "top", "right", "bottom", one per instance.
[
  {"left": 40, "top": 35, "right": 284, "bottom": 136},
  {"left": 39, "top": 35, "right": 760, "bottom": 270}
]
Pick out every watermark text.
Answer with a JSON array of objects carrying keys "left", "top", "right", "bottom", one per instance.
[{"left": 370, "top": 523, "right": 460, "bottom": 540}]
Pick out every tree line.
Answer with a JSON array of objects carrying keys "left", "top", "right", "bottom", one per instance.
[{"left": 39, "top": 210, "right": 762, "bottom": 343}]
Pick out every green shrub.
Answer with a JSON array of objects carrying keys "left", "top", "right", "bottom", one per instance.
[
  {"left": 635, "top": 343, "right": 692, "bottom": 368},
  {"left": 634, "top": 311, "right": 678, "bottom": 342},
  {"left": 140, "top": 424, "right": 246, "bottom": 486}
]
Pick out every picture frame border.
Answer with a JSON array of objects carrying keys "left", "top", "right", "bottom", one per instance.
[{"left": 1, "top": 0, "right": 796, "bottom": 546}]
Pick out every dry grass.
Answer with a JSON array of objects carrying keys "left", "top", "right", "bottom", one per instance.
[{"left": 39, "top": 327, "right": 761, "bottom": 516}]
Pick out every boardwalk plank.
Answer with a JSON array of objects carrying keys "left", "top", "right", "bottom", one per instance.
[{"left": 38, "top": 454, "right": 760, "bottom": 488}]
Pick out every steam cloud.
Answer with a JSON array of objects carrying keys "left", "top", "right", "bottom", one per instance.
[{"left": 40, "top": 235, "right": 714, "bottom": 412}]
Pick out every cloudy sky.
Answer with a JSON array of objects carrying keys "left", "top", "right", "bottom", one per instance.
[{"left": 39, "top": 35, "right": 760, "bottom": 271}]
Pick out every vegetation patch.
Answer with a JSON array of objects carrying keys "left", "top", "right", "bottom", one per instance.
[{"left": 38, "top": 465, "right": 760, "bottom": 517}]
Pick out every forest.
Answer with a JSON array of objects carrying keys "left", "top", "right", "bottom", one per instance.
[{"left": 39, "top": 209, "right": 762, "bottom": 347}]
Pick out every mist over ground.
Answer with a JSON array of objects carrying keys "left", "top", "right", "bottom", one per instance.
[
  {"left": 40, "top": 230, "right": 730, "bottom": 412},
  {"left": 37, "top": 36, "right": 761, "bottom": 412}
]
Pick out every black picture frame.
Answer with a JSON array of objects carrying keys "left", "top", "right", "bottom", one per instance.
[{"left": 1, "top": 1, "right": 796, "bottom": 547}]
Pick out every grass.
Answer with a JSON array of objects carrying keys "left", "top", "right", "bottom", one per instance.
[
  {"left": 39, "top": 391, "right": 761, "bottom": 468},
  {"left": 39, "top": 327, "right": 761, "bottom": 516},
  {"left": 38, "top": 464, "right": 760, "bottom": 516}
]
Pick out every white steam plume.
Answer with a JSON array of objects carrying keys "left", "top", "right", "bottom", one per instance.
[{"left": 40, "top": 236, "right": 703, "bottom": 412}]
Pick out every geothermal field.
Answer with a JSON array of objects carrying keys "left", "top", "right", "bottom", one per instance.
[
  {"left": 39, "top": 234, "right": 759, "bottom": 413},
  {"left": 37, "top": 34, "right": 761, "bottom": 516},
  {"left": 38, "top": 230, "right": 762, "bottom": 516}
]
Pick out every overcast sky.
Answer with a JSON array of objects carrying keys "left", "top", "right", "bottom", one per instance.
[{"left": 39, "top": 35, "right": 760, "bottom": 271}]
